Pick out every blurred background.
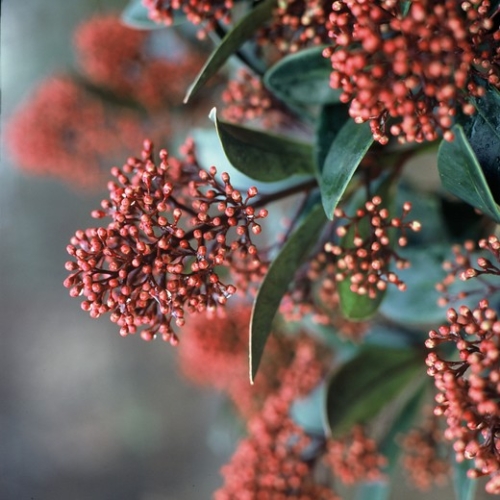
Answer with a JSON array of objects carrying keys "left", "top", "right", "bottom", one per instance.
[{"left": 1, "top": 1, "right": 231, "bottom": 499}]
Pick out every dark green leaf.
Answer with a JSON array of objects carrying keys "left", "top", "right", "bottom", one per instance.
[
  {"left": 437, "top": 124, "right": 500, "bottom": 223},
  {"left": 264, "top": 46, "right": 342, "bottom": 105},
  {"left": 337, "top": 177, "right": 395, "bottom": 320},
  {"left": 250, "top": 203, "right": 327, "bottom": 382},
  {"left": 325, "top": 345, "right": 421, "bottom": 437},
  {"left": 211, "top": 108, "right": 316, "bottom": 182},
  {"left": 453, "top": 455, "right": 477, "bottom": 500},
  {"left": 320, "top": 120, "right": 374, "bottom": 219},
  {"left": 462, "top": 87, "right": 500, "bottom": 203},
  {"left": 315, "top": 104, "right": 350, "bottom": 173},
  {"left": 121, "top": 0, "right": 180, "bottom": 29},
  {"left": 184, "top": 0, "right": 276, "bottom": 102}
]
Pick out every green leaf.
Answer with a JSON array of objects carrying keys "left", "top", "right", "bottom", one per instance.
[
  {"left": 121, "top": 0, "right": 180, "bottom": 29},
  {"left": 379, "top": 246, "right": 448, "bottom": 326},
  {"left": 250, "top": 203, "right": 327, "bottom": 382},
  {"left": 325, "top": 344, "right": 421, "bottom": 437},
  {"left": 320, "top": 120, "right": 374, "bottom": 219},
  {"left": 452, "top": 455, "right": 477, "bottom": 500},
  {"left": 463, "top": 87, "right": 500, "bottom": 203},
  {"left": 184, "top": 0, "right": 276, "bottom": 102},
  {"left": 437, "top": 124, "right": 500, "bottom": 223},
  {"left": 264, "top": 46, "right": 342, "bottom": 105},
  {"left": 337, "top": 177, "right": 395, "bottom": 320},
  {"left": 211, "top": 108, "right": 316, "bottom": 182},
  {"left": 315, "top": 104, "right": 350, "bottom": 173}
]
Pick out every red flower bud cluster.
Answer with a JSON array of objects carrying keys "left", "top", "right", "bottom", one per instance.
[
  {"left": 5, "top": 75, "right": 145, "bottom": 188},
  {"left": 426, "top": 300, "right": 500, "bottom": 494},
  {"left": 437, "top": 236, "right": 500, "bottom": 306},
  {"left": 258, "top": 0, "right": 331, "bottom": 54},
  {"left": 215, "top": 336, "right": 336, "bottom": 499},
  {"left": 323, "top": 425, "right": 387, "bottom": 485},
  {"left": 64, "top": 139, "right": 267, "bottom": 344},
  {"left": 221, "top": 69, "right": 290, "bottom": 129},
  {"left": 400, "top": 411, "right": 450, "bottom": 491},
  {"left": 324, "top": 0, "right": 500, "bottom": 143},
  {"left": 325, "top": 197, "right": 421, "bottom": 298},
  {"left": 142, "top": 0, "right": 233, "bottom": 38},
  {"left": 74, "top": 14, "right": 204, "bottom": 109}
]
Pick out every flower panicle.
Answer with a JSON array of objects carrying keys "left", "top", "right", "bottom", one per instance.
[
  {"left": 64, "top": 139, "right": 267, "bottom": 344},
  {"left": 325, "top": 0, "right": 500, "bottom": 143},
  {"left": 324, "top": 197, "right": 421, "bottom": 298},
  {"left": 426, "top": 298, "right": 500, "bottom": 493}
]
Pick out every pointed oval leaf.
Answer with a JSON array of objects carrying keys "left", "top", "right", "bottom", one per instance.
[
  {"left": 184, "top": 0, "right": 276, "bottom": 102},
  {"left": 122, "top": 0, "right": 182, "bottom": 29},
  {"left": 212, "top": 108, "right": 315, "bottom": 182},
  {"left": 320, "top": 120, "right": 374, "bottom": 219},
  {"left": 250, "top": 203, "right": 327, "bottom": 382},
  {"left": 437, "top": 124, "right": 500, "bottom": 222},
  {"left": 325, "top": 344, "right": 421, "bottom": 437},
  {"left": 264, "top": 46, "right": 342, "bottom": 105}
]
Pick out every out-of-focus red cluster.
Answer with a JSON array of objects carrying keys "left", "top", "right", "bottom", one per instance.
[
  {"left": 5, "top": 75, "right": 145, "bottom": 188},
  {"left": 64, "top": 139, "right": 268, "bottom": 344},
  {"left": 74, "top": 14, "right": 204, "bottom": 109},
  {"left": 178, "top": 305, "right": 295, "bottom": 418},
  {"left": 221, "top": 69, "right": 291, "bottom": 129},
  {"left": 142, "top": 0, "right": 233, "bottom": 38},
  {"left": 259, "top": 0, "right": 331, "bottom": 54},
  {"left": 215, "top": 335, "right": 386, "bottom": 498},
  {"left": 325, "top": 0, "right": 500, "bottom": 143}
]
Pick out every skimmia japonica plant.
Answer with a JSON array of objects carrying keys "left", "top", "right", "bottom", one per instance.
[{"left": 36, "top": 0, "right": 500, "bottom": 497}]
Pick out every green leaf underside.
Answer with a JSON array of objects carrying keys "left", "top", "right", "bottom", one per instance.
[
  {"left": 437, "top": 124, "right": 500, "bottom": 223},
  {"left": 122, "top": 0, "right": 183, "bottom": 29},
  {"left": 453, "top": 455, "right": 477, "bottom": 500},
  {"left": 325, "top": 345, "right": 421, "bottom": 437},
  {"left": 337, "top": 176, "right": 395, "bottom": 320},
  {"left": 184, "top": 0, "right": 276, "bottom": 103},
  {"left": 212, "top": 109, "right": 316, "bottom": 182},
  {"left": 250, "top": 203, "right": 327, "bottom": 382},
  {"left": 264, "top": 46, "right": 342, "bottom": 105},
  {"left": 320, "top": 120, "right": 374, "bottom": 219}
]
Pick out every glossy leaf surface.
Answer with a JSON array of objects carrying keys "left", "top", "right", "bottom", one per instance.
[
  {"left": 212, "top": 108, "right": 316, "bottom": 182},
  {"left": 320, "top": 120, "right": 374, "bottom": 219},
  {"left": 264, "top": 46, "right": 342, "bottom": 105},
  {"left": 325, "top": 344, "right": 421, "bottom": 437}
]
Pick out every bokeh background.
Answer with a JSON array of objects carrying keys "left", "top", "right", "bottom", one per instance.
[
  {"left": 0, "top": 1, "right": 492, "bottom": 500},
  {"left": 1, "top": 1, "right": 231, "bottom": 499}
]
